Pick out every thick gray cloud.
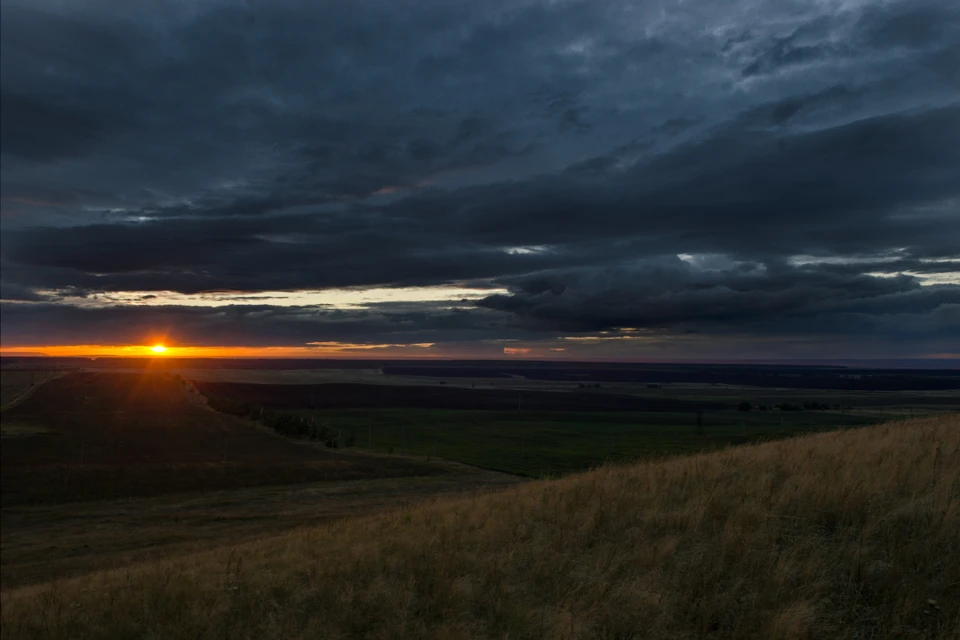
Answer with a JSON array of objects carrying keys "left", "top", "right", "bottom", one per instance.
[
  {"left": 1, "top": 0, "right": 958, "bottom": 357},
  {"left": 476, "top": 258, "right": 959, "bottom": 331}
]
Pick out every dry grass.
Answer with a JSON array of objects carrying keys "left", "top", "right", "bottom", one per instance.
[
  {"left": 2, "top": 415, "right": 958, "bottom": 639},
  {"left": 0, "top": 468, "right": 522, "bottom": 590}
]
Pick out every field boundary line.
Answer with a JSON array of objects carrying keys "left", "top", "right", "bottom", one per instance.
[
  {"left": 1, "top": 372, "right": 65, "bottom": 413},
  {"left": 184, "top": 380, "right": 527, "bottom": 482}
]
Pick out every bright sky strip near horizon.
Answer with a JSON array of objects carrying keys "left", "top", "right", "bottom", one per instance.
[
  {"left": 0, "top": 0, "right": 958, "bottom": 360},
  {"left": 15, "top": 286, "right": 511, "bottom": 309}
]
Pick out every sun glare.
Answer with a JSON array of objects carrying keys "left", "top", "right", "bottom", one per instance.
[{"left": 0, "top": 343, "right": 442, "bottom": 358}]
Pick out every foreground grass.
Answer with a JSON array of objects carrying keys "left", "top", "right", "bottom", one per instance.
[
  {"left": 0, "top": 469, "right": 522, "bottom": 590},
  {"left": 2, "top": 415, "right": 957, "bottom": 639},
  {"left": 299, "top": 407, "right": 877, "bottom": 476},
  {"left": 0, "top": 459, "right": 447, "bottom": 507}
]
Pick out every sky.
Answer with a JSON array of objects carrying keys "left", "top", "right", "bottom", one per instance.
[{"left": 1, "top": 0, "right": 958, "bottom": 360}]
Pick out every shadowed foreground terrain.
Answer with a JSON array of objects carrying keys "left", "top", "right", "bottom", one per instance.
[
  {"left": 0, "top": 372, "right": 523, "bottom": 591},
  {"left": 0, "top": 469, "right": 522, "bottom": 590},
  {"left": 0, "top": 372, "right": 444, "bottom": 506},
  {"left": 2, "top": 415, "right": 956, "bottom": 639}
]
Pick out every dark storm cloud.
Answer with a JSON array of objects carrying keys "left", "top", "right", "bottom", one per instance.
[
  {"left": 1, "top": 0, "right": 958, "bottom": 356},
  {"left": 6, "top": 104, "right": 956, "bottom": 294},
  {"left": 858, "top": 0, "right": 960, "bottom": 49},
  {"left": 0, "top": 92, "right": 107, "bottom": 162},
  {"left": 476, "top": 259, "right": 960, "bottom": 333}
]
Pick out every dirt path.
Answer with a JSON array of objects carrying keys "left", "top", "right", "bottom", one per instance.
[
  {"left": 1, "top": 466, "right": 523, "bottom": 590},
  {"left": 0, "top": 372, "right": 64, "bottom": 413}
]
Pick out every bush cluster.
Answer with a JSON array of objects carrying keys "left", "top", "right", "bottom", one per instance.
[{"left": 204, "top": 396, "right": 347, "bottom": 448}]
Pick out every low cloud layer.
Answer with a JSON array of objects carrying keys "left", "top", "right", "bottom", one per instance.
[{"left": 1, "top": 0, "right": 958, "bottom": 358}]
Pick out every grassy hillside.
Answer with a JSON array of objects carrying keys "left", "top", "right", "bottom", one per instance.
[
  {"left": 2, "top": 415, "right": 957, "bottom": 639},
  {"left": 1, "top": 372, "right": 442, "bottom": 506}
]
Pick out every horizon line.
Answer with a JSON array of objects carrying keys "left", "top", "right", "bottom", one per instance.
[{"left": 1, "top": 352, "right": 958, "bottom": 369}]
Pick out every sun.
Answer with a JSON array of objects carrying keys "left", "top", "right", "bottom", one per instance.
[{"left": 150, "top": 344, "right": 168, "bottom": 354}]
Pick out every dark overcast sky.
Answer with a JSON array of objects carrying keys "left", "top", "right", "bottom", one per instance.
[{"left": 1, "top": 0, "right": 958, "bottom": 359}]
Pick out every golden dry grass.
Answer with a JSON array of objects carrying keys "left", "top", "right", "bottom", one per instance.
[
  {"left": 2, "top": 415, "right": 958, "bottom": 639},
  {"left": 0, "top": 468, "right": 522, "bottom": 590}
]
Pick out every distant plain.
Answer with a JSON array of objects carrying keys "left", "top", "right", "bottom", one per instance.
[{"left": 1, "top": 357, "right": 958, "bottom": 630}]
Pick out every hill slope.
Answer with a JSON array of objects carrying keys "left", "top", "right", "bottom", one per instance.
[
  {"left": 2, "top": 415, "right": 958, "bottom": 639},
  {"left": 1, "top": 372, "right": 443, "bottom": 505}
]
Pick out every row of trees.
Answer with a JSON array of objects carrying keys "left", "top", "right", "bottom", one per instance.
[{"left": 204, "top": 395, "right": 353, "bottom": 448}]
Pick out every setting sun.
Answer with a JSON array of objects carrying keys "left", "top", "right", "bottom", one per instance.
[{"left": 150, "top": 344, "right": 168, "bottom": 354}]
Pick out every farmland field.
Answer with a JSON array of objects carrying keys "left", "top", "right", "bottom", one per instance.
[
  {"left": 190, "top": 377, "right": 888, "bottom": 476},
  {"left": 286, "top": 407, "right": 879, "bottom": 476},
  {"left": 192, "top": 379, "right": 730, "bottom": 412},
  {"left": 179, "top": 373, "right": 957, "bottom": 477}
]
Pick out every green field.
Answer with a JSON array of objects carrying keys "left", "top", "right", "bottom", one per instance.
[{"left": 296, "top": 408, "right": 878, "bottom": 476}]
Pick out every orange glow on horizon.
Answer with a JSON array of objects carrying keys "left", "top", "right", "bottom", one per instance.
[{"left": 0, "top": 343, "right": 436, "bottom": 359}]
